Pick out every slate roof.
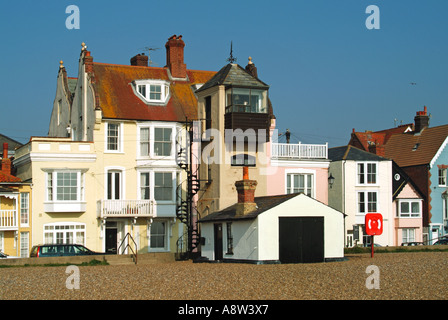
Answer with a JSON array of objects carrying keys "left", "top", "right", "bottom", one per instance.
[
  {"left": 198, "top": 193, "right": 299, "bottom": 222},
  {"left": 0, "top": 134, "right": 23, "bottom": 151},
  {"left": 196, "top": 63, "right": 269, "bottom": 93},
  {"left": 328, "top": 145, "right": 389, "bottom": 162},
  {"left": 384, "top": 124, "right": 448, "bottom": 167},
  {"left": 92, "top": 63, "right": 216, "bottom": 122}
]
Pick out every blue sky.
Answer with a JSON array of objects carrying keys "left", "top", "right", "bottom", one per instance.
[{"left": 0, "top": 0, "right": 447, "bottom": 146}]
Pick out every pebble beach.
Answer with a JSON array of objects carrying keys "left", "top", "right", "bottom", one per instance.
[{"left": 1, "top": 251, "right": 447, "bottom": 300}]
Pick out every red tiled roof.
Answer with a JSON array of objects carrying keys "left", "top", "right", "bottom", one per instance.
[
  {"left": 0, "top": 171, "right": 21, "bottom": 183},
  {"left": 92, "top": 63, "right": 216, "bottom": 122},
  {"left": 384, "top": 125, "right": 448, "bottom": 167},
  {"left": 349, "top": 124, "right": 413, "bottom": 151}
]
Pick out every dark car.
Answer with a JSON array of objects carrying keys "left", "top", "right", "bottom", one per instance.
[
  {"left": 433, "top": 238, "right": 448, "bottom": 245},
  {"left": 29, "top": 244, "right": 107, "bottom": 257},
  {"left": 401, "top": 242, "right": 423, "bottom": 246}
]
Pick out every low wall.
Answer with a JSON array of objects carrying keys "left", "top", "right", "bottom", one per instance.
[{"left": 0, "top": 252, "right": 176, "bottom": 267}]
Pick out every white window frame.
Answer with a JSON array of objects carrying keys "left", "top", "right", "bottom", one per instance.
[
  {"left": 397, "top": 199, "right": 422, "bottom": 218},
  {"left": 134, "top": 80, "right": 170, "bottom": 105},
  {"left": 105, "top": 167, "right": 125, "bottom": 201},
  {"left": 20, "top": 232, "right": 29, "bottom": 258},
  {"left": 357, "top": 162, "right": 378, "bottom": 186},
  {"left": 137, "top": 123, "right": 175, "bottom": 159},
  {"left": 439, "top": 168, "right": 447, "bottom": 187},
  {"left": 402, "top": 228, "right": 416, "bottom": 244},
  {"left": 43, "top": 222, "right": 86, "bottom": 246},
  {"left": 357, "top": 190, "right": 379, "bottom": 214},
  {"left": 20, "top": 192, "right": 29, "bottom": 227},
  {"left": 137, "top": 170, "right": 176, "bottom": 203},
  {"left": 44, "top": 170, "right": 86, "bottom": 212},
  {"left": 285, "top": 169, "right": 316, "bottom": 198},
  {"left": 105, "top": 122, "right": 123, "bottom": 153},
  {"left": 149, "top": 219, "right": 168, "bottom": 252}
]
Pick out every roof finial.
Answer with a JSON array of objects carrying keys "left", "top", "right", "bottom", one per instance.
[
  {"left": 81, "top": 42, "right": 87, "bottom": 51},
  {"left": 227, "top": 41, "right": 237, "bottom": 64},
  {"left": 248, "top": 56, "right": 253, "bottom": 65},
  {"left": 59, "top": 60, "right": 64, "bottom": 68}
]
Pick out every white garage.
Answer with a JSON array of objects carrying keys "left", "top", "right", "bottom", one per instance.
[{"left": 198, "top": 192, "right": 346, "bottom": 264}]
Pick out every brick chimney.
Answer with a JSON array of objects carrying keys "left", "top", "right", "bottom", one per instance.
[
  {"left": 1, "top": 143, "right": 11, "bottom": 175},
  {"left": 130, "top": 53, "right": 149, "bottom": 67},
  {"left": 165, "top": 35, "right": 187, "bottom": 79},
  {"left": 234, "top": 167, "right": 258, "bottom": 216},
  {"left": 414, "top": 106, "right": 429, "bottom": 133}
]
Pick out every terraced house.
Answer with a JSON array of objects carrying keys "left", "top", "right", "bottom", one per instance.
[
  {"left": 14, "top": 36, "right": 215, "bottom": 257},
  {"left": 1, "top": 142, "right": 32, "bottom": 258},
  {"left": 349, "top": 106, "right": 448, "bottom": 244},
  {"left": 13, "top": 35, "right": 341, "bottom": 262}
]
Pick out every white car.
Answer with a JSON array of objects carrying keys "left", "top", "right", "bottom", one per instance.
[{"left": 0, "top": 252, "right": 19, "bottom": 259}]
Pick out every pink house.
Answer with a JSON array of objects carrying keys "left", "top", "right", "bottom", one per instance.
[
  {"left": 266, "top": 119, "right": 330, "bottom": 204},
  {"left": 392, "top": 164, "right": 425, "bottom": 246}
]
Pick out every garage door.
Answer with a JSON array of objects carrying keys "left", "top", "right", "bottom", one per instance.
[{"left": 279, "top": 217, "right": 324, "bottom": 263}]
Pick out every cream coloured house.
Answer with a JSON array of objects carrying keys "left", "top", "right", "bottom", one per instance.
[{"left": 14, "top": 36, "right": 216, "bottom": 257}]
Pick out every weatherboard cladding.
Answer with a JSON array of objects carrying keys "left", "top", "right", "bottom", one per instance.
[{"left": 91, "top": 63, "right": 216, "bottom": 122}]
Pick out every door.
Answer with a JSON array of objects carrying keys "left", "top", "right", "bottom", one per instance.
[
  {"left": 105, "top": 221, "right": 118, "bottom": 254},
  {"left": 279, "top": 217, "right": 324, "bottom": 263},
  {"left": 214, "top": 223, "right": 223, "bottom": 261}
]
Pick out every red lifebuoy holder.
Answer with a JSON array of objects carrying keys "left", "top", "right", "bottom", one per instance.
[
  {"left": 365, "top": 213, "right": 383, "bottom": 236},
  {"left": 365, "top": 213, "right": 383, "bottom": 258}
]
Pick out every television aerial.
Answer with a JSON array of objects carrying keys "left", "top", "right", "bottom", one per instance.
[{"left": 139, "top": 46, "right": 160, "bottom": 66}]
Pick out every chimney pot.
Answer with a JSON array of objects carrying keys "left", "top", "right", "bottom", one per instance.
[
  {"left": 130, "top": 53, "right": 149, "bottom": 67},
  {"left": 165, "top": 35, "right": 187, "bottom": 79},
  {"left": 414, "top": 106, "right": 430, "bottom": 133}
]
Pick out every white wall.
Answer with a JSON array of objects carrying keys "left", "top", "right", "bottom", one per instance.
[{"left": 200, "top": 194, "right": 345, "bottom": 262}]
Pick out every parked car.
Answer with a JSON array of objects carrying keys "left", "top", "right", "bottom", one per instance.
[
  {"left": 433, "top": 238, "right": 448, "bottom": 245},
  {"left": 0, "top": 252, "right": 19, "bottom": 259},
  {"left": 29, "top": 244, "right": 108, "bottom": 258},
  {"left": 401, "top": 242, "right": 424, "bottom": 246}
]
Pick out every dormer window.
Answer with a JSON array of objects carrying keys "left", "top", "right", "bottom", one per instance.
[{"left": 134, "top": 80, "right": 170, "bottom": 105}]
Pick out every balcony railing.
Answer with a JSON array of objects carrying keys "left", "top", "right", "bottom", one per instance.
[
  {"left": 97, "top": 200, "right": 155, "bottom": 219},
  {"left": 271, "top": 143, "right": 328, "bottom": 160},
  {"left": 0, "top": 210, "right": 18, "bottom": 230}
]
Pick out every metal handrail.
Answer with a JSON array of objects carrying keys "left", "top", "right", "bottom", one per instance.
[{"left": 117, "top": 232, "right": 138, "bottom": 264}]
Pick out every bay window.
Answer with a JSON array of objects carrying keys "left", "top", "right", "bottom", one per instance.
[
  {"left": 397, "top": 200, "right": 421, "bottom": 218},
  {"left": 225, "top": 88, "right": 267, "bottom": 114},
  {"left": 45, "top": 170, "right": 86, "bottom": 212}
]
